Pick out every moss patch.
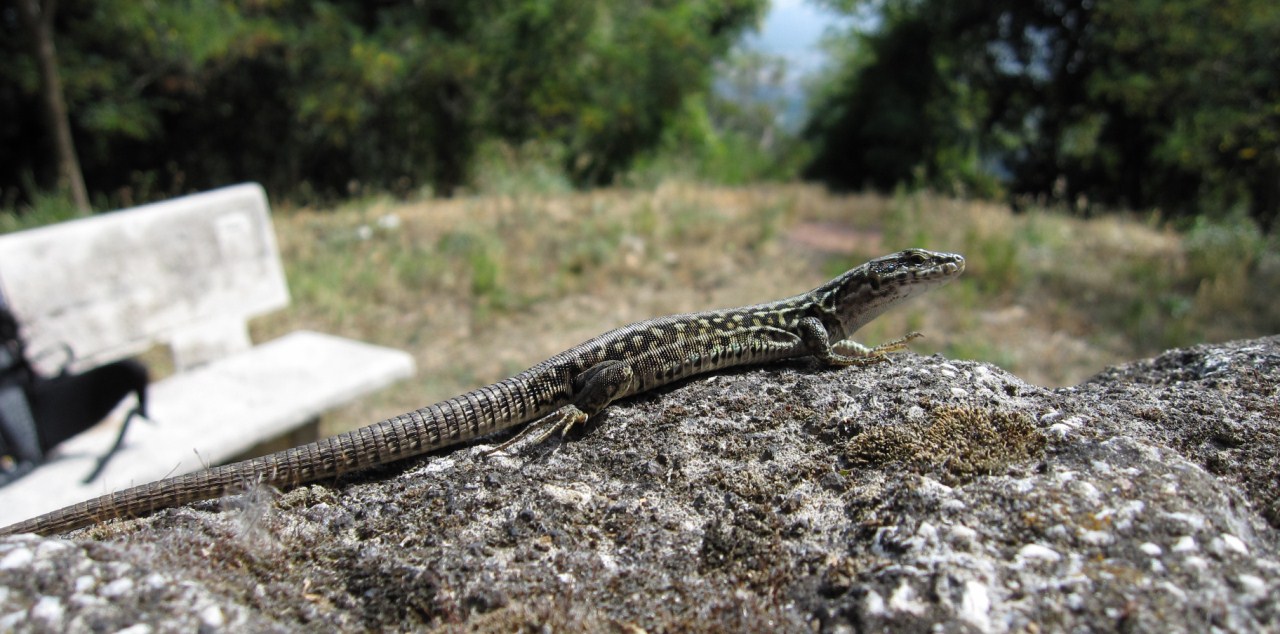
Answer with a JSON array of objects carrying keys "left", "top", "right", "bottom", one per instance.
[{"left": 843, "top": 405, "right": 1046, "bottom": 484}]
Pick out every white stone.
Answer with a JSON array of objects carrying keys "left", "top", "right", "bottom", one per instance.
[
  {"left": 888, "top": 582, "right": 925, "bottom": 615},
  {"left": 958, "top": 580, "right": 991, "bottom": 631},
  {"left": 1018, "top": 543, "right": 1062, "bottom": 562},
  {"left": 0, "top": 548, "right": 32, "bottom": 570},
  {"left": 0, "top": 611, "right": 26, "bottom": 631},
  {"left": 1182, "top": 555, "right": 1208, "bottom": 570},
  {"left": 31, "top": 596, "right": 65, "bottom": 623},
  {"left": 1236, "top": 574, "right": 1266, "bottom": 597},
  {"left": 0, "top": 185, "right": 285, "bottom": 372},
  {"left": 1163, "top": 512, "right": 1206, "bottom": 531},
  {"left": 100, "top": 577, "right": 135, "bottom": 598},
  {"left": 1077, "top": 529, "right": 1113, "bottom": 546},
  {"left": 864, "top": 590, "right": 886, "bottom": 616},
  {"left": 200, "top": 605, "right": 226, "bottom": 628},
  {"left": 1218, "top": 533, "right": 1249, "bottom": 556},
  {"left": 947, "top": 524, "right": 978, "bottom": 544}
]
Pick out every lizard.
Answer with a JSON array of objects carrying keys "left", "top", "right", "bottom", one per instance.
[{"left": 0, "top": 248, "right": 964, "bottom": 537}]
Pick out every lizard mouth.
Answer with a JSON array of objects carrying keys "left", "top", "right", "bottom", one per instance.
[
  {"left": 891, "top": 249, "right": 966, "bottom": 287},
  {"left": 920, "top": 257, "right": 964, "bottom": 289}
]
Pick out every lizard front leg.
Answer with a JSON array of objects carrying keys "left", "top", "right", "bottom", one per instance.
[
  {"left": 486, "top": 360, "right": 636, "bottom": 455},
  {"left": 797, "top": 317, "right": 923, "bottom": 367}
]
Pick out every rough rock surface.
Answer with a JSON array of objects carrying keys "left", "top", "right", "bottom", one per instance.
[{"left": 2, "top": 336, "right": 1277, "bottom": 632}]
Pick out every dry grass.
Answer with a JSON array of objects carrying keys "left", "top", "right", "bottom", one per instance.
[{"left": 251, "top": 183, "right": 1279, "bottom": 436}]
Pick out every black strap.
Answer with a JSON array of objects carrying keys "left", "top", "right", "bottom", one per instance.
[
  {"left": 81, "top": 406, "right": 149, "bottom": 483},
  {"left": 0, "top": 380, "right": 42, "bottom": 463},
  {"left": 0, "top": 300, "right": 44, "bottom": 484},
  {"left": 0, "top": 297, "right": 152, "bottom": 486}
]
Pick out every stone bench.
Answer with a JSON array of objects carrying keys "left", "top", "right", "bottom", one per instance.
[{"left": 0, "top": 183, "right": 415, "bottom": 526}]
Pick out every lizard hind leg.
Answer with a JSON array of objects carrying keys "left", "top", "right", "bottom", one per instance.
[
  {"left": 483, "top": 405, "right": 590, "bottom": 456},
  {"left": 484, "top": 359, "right": 636, "bottom": 456}
]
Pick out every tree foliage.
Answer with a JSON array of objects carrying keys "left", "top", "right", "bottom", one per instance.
[
  {"left": 628, "top": 47, "right": 809, "bottom": 186},
  {"left": 0, "top": 0, "right": 764, "bottom": 206},
  {"left": 805, "top": 0, "right": 1280, "bottom": 224}
]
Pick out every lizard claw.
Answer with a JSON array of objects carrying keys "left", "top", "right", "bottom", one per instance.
[{"left": 482, "top": 406, "right": 589, "bottom": 457}]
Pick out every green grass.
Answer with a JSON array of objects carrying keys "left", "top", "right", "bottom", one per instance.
[{"left": 0, "top": 188, "right": 88, "bottom": 233}]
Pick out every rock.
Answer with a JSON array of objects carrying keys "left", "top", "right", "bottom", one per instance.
[{"left": 2, "top": 336, "right": 1278, "bottom": 632}]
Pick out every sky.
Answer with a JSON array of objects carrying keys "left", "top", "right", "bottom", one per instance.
[
  {"left": 734, "top": 0, "right": 852, "bottom": 129},
  {"left": 740, "top": 0, "right": 849, "bottom": 79}
]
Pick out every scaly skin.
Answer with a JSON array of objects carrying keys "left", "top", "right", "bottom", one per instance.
[{"left": 0, "top": 249, "right": 964, "bottom": 536}]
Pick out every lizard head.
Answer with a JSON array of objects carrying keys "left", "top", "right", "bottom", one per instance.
[{"left": 818, "top": 248, "right": 965, "bottom": 338}]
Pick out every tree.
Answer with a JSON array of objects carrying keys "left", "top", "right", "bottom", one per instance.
[
  {"left": 804, "top": 15, "right": 955, "bottom": 192},
  {"left": 805, "top": 0, "right": 1280, "bottom": 224},
  {"left": 1, "top": 0, "right": 766, "bottom": 206},
  {"left": 1087, "top": 0, "right": 1280, "bottom": 221},
  {"left": 13, "top": 0, "right": 89, "bottom": 211}
]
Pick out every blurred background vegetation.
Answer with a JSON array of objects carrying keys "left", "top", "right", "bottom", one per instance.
[
  {"left": 2, "top": 0, "right": 1278, "bottom": 410},
  {"left": 804, "top": 0, "right": 1280, "bottom": 227},
  {"left": 4, "top": 0, "right": 1277, "bottom": 225},
  {"left": 1, "top": 0, "right": 779, "bottom": 208}
]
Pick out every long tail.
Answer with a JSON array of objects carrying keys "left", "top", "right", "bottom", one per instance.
[{"left": 0, "top": 375, "right": 546, "bottom": 536}]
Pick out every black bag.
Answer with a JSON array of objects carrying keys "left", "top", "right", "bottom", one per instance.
[{"left": 0, "top": 304, "right": 150, "bottom": 485}]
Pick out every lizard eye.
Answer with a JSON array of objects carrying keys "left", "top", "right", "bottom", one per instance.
[{"left": 906, "top": 251, "right": 929, "bottom": 266}]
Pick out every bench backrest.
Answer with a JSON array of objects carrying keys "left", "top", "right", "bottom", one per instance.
[{"left": 0, "top": 183, "right": 289, "bottom": 373}]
